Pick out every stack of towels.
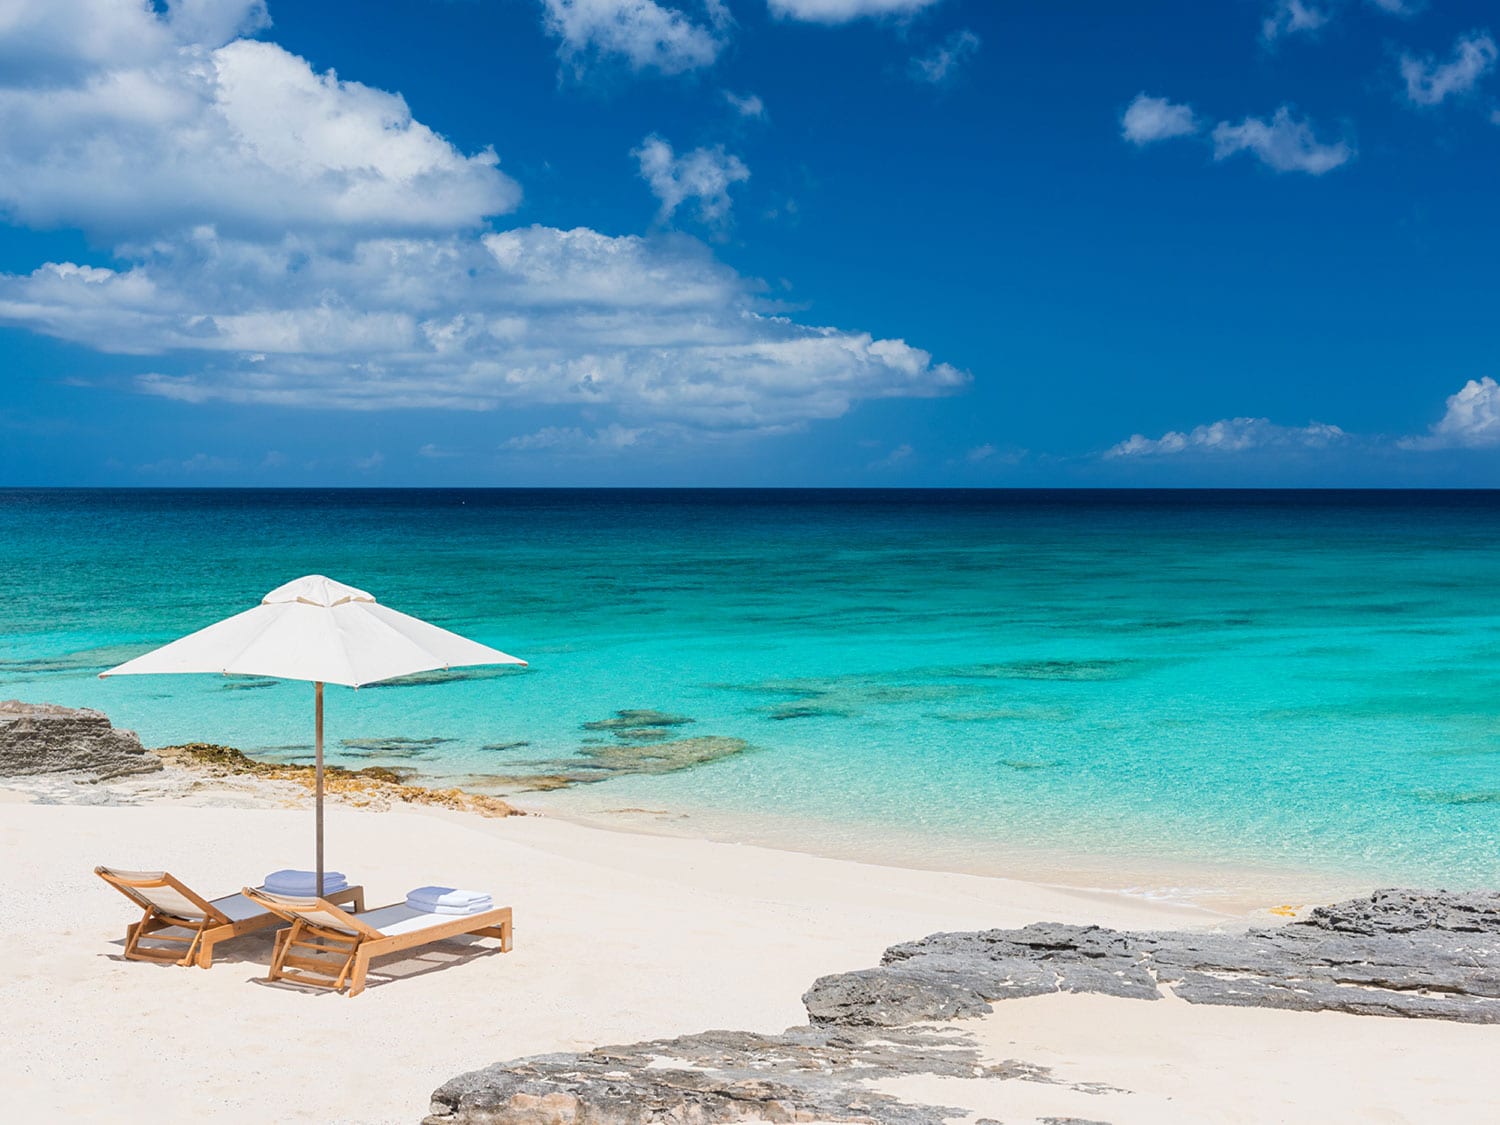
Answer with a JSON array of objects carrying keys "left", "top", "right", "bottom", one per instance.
[
  {"left": 405, "top": 885, "right": 494, "bottom": 916},
  {"left": 263, "top": 869, "right": 350, "bottom": 897}
]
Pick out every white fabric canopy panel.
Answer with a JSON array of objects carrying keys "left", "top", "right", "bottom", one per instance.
[{"left": 101, "top": 575, "right": 525, "bottom": 687}]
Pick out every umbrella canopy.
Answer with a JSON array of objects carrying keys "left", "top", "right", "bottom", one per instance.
[
  {"left": 102, "top": 574, "right": 523, "bottom": 687},
  {"left": 101, "top": 575, "right": 526, "bottom": 892}
]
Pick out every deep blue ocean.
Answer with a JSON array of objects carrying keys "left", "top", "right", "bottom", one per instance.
[{"left": 4, "top": 489, "right": 1499, "bottom": 898}]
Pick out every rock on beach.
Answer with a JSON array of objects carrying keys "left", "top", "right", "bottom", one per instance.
[{"left": 0, "top": 700, "right": 161, "bottom": 779}]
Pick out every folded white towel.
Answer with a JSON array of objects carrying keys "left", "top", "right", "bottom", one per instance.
[
  {"left": 264, "top": 878, "right": 345, "bottom": 892},
  {"left": 265, "top": 868, "right": 345, "bottom": 886},
  {"left": 264, "top": 869, "right": 347, "bottom": 895},
  {"left": 406, "top": 896, "right": 494, "bottom": 916},
  {"left": 405, "top": 885, "right": 489, "bottom": 908}
]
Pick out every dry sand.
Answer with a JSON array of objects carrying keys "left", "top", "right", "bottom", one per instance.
[{"left": 1, "top": 786, "right": 1496, "bottom": 1123}]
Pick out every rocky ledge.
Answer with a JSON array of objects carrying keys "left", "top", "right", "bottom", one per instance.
[
  {"left": 0, "top": 702, "right": 519, "bottom": 818},
  {"left": 154, "top": 742, "right": 519, "bottom": 818},
  {"left": 0, "top": 700, "right": 161, "bottom": 779},
  {"left": 429, "top": 889, "right": 1500, "bottom": 1124},
  {"left": 427, "top": 1024, "right": 1115, "bottom": 1125},
  {"left": 804, "top": 888, "right": 1500, "bottom": 1027}
]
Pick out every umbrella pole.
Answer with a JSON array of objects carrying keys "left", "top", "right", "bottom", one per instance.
[{"left": 315, "top": 680, "right": 324, "bottom": 898}]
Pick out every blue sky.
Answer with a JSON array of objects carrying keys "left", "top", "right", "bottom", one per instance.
[{"left": 1, "top": 0, "right": 1498, "bottom": 486}]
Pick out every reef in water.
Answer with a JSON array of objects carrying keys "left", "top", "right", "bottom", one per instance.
[{"left": 482, "top": 709, "right": 747, "bottom": 792}]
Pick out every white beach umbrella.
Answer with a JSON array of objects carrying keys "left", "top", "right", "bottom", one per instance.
[{"left": 101, "top": 575, "right": 526, "bottom": 893}]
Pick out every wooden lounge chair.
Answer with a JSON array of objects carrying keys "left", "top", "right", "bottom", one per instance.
[
  {"left": 243, "top": 886, "right": 513, "bottom": 997},
  {"left": 95, "top": 867, "right": 365, "bottom": 969}
]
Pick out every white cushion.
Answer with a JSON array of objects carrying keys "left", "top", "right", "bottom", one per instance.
[
  {"left": 208, "top": 892, "right": 268, "bottom": 923},
  {"left": 359, "top": 904, "right": 496, "bottom": 938}
]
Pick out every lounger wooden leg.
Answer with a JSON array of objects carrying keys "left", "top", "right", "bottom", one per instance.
[
  {"left": 178, "top": 926, "right": 204, "bottom": 968},
  {"left": 331, "top": 942, "right": 357, "bottom": 992},
  {"left": 471, "top": 918, "right": 514, "bottom": 952},
  {"left": 347, "top": 949, "right": 372, "bottom": 997},
  {"left": 123, "top": 916, "right": 145, "bottom": 961},
  {"left": 123, "top": 909, "right": 204, "bottom": 965},
  {"left": 267, "top": 922, "right": 298, "bottom": 984}
]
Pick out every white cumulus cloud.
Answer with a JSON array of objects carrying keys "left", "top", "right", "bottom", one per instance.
[
  {"left": 910, "top": 29, "right": 980, "bottom": 86},
  {"left": 1399, "top": 378, "right": 1500, "bottom": 449},
  {"left": 538, "top": 0, "right": 727, "bottom": 75},
  {"left": 1261, "top": 0, "right": 1331, "bottom": 43},
  {"left": 634, "top": 135, "right": 750, "bottom": 226},
  {"left": 868, "top": 442, "right": 914, "bottom": 469},
  {"left": 723, "top": 90, "right": 766, "bottom": 118},
  {"left": 1106, "top": 418, "right": 1347, "bottom": 458},
  {"left": 0, "top": 7, "right": 517, "bottom": 239},
  {"left": 1212, "top": 107, "right": 1352, "bottom": 175},
  {"left": 1401, "top": 31, "right": 1498, "bottom": 107},
  {"left": 767, "top": 0, "right": 944, "bottom": 25},
  {"left": 0, "top": 226, "right": 968, "bottom": 429},
  {"left": 1121, "top": 93, "right": 1198, "bottom": 145},
  {"left": 501, "top": 424, "right": 648, "bottom": 453},
  {"left": 0, "top": 0, "right": 268, "bottom": 75}
]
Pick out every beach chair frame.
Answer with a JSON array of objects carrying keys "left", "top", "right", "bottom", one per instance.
[
  {"left": 95, "top": 866, "right": 364, "bottom": 968},
  {"left": 243, "top": 887, "right": 513, "bottom": 997}
]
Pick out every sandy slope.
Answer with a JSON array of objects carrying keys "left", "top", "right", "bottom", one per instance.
[
  {"left": 1, "top": 791, "right": 1494, "bottom": 1123},
  {"left": 876, "top": 991, "right": 1500, "bottom": 1123}
]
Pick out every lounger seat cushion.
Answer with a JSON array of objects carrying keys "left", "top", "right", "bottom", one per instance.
[
  {"left": 356, "top": 904, "right": 487, "bottom": 938},
  {"left": 208, "top": 892, "right": 270, "bottom": 923}
]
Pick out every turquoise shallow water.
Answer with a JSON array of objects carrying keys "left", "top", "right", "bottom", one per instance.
[{"left": 3, "top": 489, "right": 1500, "bottom": 894}]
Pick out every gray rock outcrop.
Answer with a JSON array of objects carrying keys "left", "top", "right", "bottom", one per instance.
[
  {"left": 0, "top": 701, "right": 161, "bottom": 779},
  {"left": 805, "top": 888, "right": 1500, "bottom": 1026},
  {"left": 426, "top": 1025, "right": 1111, "bottom": 1125},
  {"left": 430, "top": 890, "right": 1500, "bottom": 1123}
]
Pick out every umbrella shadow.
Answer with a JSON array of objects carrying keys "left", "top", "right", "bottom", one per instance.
[
  {"left": 98, "top": 928, "right": 281, "bottom": 969},
  {"left": 100, "top": 928, "right": 509, "bottom": 995},
  {"left": 247, "top": 934, "right": 510, "bottom": 996}
]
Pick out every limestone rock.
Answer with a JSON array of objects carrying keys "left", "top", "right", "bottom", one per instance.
[
  {"left": 806, "top": 889, "right": 1500, "bottom": 1027},
  {"left": 427, "top": 1025, "right": 1097, "bottom": 1124},
  {"left": 0, "top": 701, "right": 160, "bottom": 780}
]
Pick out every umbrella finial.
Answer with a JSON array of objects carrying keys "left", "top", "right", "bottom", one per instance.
[{"left": 262, "top": 575, "right": 376, "bottom": 608}]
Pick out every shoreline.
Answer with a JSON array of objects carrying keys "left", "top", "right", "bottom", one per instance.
[
  {"left": 0, "top": 773, "right": 1226, "bottom": 933},
  {"left": 515, "top": 788, "right": 1375, "bottom": 916},
  {"left": 4, "top": 738, "right": 1376, "bottom": 918}
]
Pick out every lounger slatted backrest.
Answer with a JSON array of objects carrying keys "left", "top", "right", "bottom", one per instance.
[
  {"left": 95, "top": 867, "right": 229, "bottom": 925},
  {"left": 95, "top": 866, "right": 236, "bottom": 966},
  {"left": 244, "top": 890, "right": 383, "bottom": 937}
]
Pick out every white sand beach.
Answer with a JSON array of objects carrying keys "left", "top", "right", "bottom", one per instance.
[{"left": 3, "top": 787, "right": 1498, "bottom": 1124}]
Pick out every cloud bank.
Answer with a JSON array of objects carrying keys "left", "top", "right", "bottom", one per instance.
[
  {"left": 0, "top": 225, "right": 966, "bottom": 429},
  {"left": 1106, "top": 418, "right": 1348, "bottom": 458},
  {"left": 1108, "top": 379, "right": 1500, "bottom": 462},
  {"left": 1400, "top": 377, "right": 1500, "bottom": 449},
  {"left": 0, "top": 23, "right": 518, "bottom": 239},
  {"left": 0, "top": 0, "right": 967, "bottom": 444}
]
